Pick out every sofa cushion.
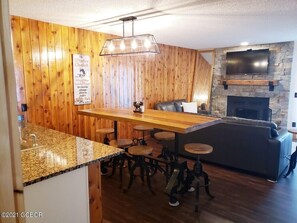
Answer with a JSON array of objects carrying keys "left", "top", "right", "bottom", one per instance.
[
  {"left": 161, "top": 104, "right": 176, "bottom": 111},
  {"left": 154, "top": 99, "right": 186, "bottom": 112},
  {"left": 174, "top": 102, "right": 183, "bottom": 112}
]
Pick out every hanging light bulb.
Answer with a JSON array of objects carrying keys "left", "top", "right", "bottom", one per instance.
[
  {"left": 131, "top": 39, "right": 137, "bottom": 49},
  {"left": 144, "top": 37, "right": 151, "bottom": 49},
  {"left": 120, "top": 40, "right": 126, "bottom": 51},
  {"left": 99, "top": 16, "right": 160, "bottom": 56},
  {"left": 108, "top": 41, "right": 115, "bottom": 52}
]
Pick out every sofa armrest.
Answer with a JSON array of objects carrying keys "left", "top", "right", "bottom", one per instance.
[{"left": 266, "top": 130, "right": 292, "bottom": 181}]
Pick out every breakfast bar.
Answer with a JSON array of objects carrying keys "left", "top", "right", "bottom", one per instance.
[
  {"left": 78, "top": 108, "right": 222, "bottom": 158},
  {"left": 20, "top": 124, "right": 123, "bottom": 223},
  {"left": 78, "top": 108, "right": 222, "bottom": 204}
]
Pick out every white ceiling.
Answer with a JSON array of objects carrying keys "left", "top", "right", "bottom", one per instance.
[{"left": 9, "top": 0, "right": 297, "bottom": 50}]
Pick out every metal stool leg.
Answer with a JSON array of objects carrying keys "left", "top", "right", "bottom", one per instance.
[
  {"left": 124, "top": 161, "right": 138, "bottom": 192},
  {"left": 103, "top": 134, "right": 110, "bottom": 145},
  {"left": 140, "top": 157, "right": 145, "bottom": 182},
  {"left": 284, "top": 149, "right": 297, "bottom": 178},
  {"left": 101, "top": 133, "right": 111, "bottom": 174},
  {"left": 193, "top": 155, "right": 214, "bottom": 212},
  {"left": 195, "top": 179, "right": 200, "bottom": 212},
  {"left": 144, "top": 161, "right": 154, "bottom": 194}
]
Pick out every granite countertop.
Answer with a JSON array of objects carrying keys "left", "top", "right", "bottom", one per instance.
[{"left": 20, "top": 124, "right": 123, "bottom": 186}]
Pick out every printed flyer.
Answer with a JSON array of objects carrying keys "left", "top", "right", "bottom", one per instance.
[{"left": 72, "top": 54, "right": 91, "bottom": 105}]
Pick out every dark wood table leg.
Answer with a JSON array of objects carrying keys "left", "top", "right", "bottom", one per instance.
[{"left": 114, "top": 121, "right": 118, "bottom": 140}]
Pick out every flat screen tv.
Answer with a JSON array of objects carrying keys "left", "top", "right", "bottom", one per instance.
[{"left": 226, "top": 49, "right": 269, "bottom": 75}]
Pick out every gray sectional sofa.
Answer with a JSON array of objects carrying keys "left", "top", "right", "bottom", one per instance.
[{"left": 154, "top": 99, "right": 293, "bottom": 181}]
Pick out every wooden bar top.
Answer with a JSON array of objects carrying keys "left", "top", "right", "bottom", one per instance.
[{"left": 78, "top": 108, "right": 221, "bottom": 134}]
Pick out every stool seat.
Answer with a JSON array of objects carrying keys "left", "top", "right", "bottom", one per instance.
[
  {"left": 96, "top": 128, "right": 114, "bottom": 135},
  {"left": 125, "top": 145, "right": 154, "bottom": 193},
  {"left": 128, "top": 145, "right": 153, "bottom": 156},
  {"left": 184, "top": 143, "right": 213, "bottom": 155},
  {"left": 154, "top": 132, "right": 175, "bottom": 141},
  {"left": 110, "top": 139, "right": 133, "bottom": 148},
  {"left": 133, "top": 125, "right": 154, "bottom": 131}
]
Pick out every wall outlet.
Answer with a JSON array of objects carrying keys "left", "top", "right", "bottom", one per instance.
[
  {"left": 295, "top": 92, "right": 297, "bottom": 98},
  {"left": 292, "top": 122, "right": 296, "bottom": 127}
]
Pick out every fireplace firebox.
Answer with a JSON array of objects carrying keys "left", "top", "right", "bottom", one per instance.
[{"left": 227, "top": 96, "right": 270, "bottom": 121}]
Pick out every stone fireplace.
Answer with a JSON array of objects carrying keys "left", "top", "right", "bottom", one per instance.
[
  {"left": 210, "top": 41, "right": 293, "bottom": 127},
  {"left": 227, "top": 96, "right": 270, "bottom": 121}
]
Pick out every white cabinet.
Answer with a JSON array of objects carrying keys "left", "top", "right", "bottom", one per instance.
[{"left": 24, "top": 167, "right": 90, "bottom": 223}]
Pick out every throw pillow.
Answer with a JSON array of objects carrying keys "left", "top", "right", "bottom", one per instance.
[
  {"left": 174, "top": 102, "right": 183, "bottom": 112},
  {"left": 182, "top": 102, "right": 198, "bottom": 113},
  {"left": 270, "top": 121, "right": 278, "bottom": 130},
  {"left": 270, "top": 121, "right": 279, "bottom": 137},
  {"left": 271, "top": 129, "right": 279, "bottom": 137}
]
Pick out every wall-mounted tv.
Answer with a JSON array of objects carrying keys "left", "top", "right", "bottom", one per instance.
[{"left": 226, "top": 49, "right": 269, "bottom": 75}]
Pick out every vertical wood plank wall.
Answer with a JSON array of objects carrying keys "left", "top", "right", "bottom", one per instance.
[
  {"left": 191, "top": 52, "right": 213, "bottom": 110},
  {"left": 11, "top": 16, "right": 211, "bottom": 141}
]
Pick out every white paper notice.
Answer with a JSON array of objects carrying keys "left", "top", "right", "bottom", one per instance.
[{"left": 73, "top": 54, "right": 91, "bottom": 105}]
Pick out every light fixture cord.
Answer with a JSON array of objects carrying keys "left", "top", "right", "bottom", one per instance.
[
  {"left": 132, "top": 19, "right": 134, "bottom": 36},
  {"left": 122, "top": 20, "right": 125, "bottom": 37}
]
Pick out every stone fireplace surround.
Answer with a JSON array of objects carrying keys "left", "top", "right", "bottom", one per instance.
[{"left": 211, "top": 41, "right": 293, "bottom": 127}]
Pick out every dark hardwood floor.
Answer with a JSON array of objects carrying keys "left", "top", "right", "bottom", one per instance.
[{"left": 101, "top": 139, "right": 297, "bottom": 223}]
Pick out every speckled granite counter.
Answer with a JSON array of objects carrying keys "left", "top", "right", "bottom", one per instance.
[{"left": 21, "top": 124, "right": 123, "bottom": 186}]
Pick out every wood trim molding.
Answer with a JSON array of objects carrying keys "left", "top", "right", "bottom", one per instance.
[
  {"left": 0, "top": 1, "right": 25, "bottom": 222},
  {"left": 88, "top": 163, "right": 102, "bottom": 223}
]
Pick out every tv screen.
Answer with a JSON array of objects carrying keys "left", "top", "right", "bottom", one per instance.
[{"left": 226, "top": 49, "right": 269, "bottom": 75}]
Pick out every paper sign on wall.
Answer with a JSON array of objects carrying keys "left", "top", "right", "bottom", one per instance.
[{"left": 73, "top": 54, "right": 91, "bottom": 105}]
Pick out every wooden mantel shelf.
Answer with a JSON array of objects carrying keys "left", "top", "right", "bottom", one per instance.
[{"left": 221, "top": 79, "right": 279, "bottom": 91}]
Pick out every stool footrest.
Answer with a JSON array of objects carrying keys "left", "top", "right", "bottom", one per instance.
[{"left": 143, "top": 155, "right": 172, "bottom": 165}]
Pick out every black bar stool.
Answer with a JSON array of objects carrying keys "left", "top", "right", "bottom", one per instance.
[
  {"left": 96, "top": 128, "right": 114, "bottom": 175},
  {"left": 109, "top": 139, "right": 133, "bottom": 186},
  {"left": 133, "top": 125, "right": 154, "bottom": 145},
  {"left": 154, "top": 131, "right": 175, "bottom": 161},
  {"left": 124, "top": 145, "right": 154, "bottom": 193},
  {"left": 184, "top": 143, "right": 214, "bottom": 212},
  {"left": 96, "top": 128, "right": 114, "bottom": 145}
]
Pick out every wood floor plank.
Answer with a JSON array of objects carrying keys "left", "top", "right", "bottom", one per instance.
[{"left": 101, "top": 138, "right": 297, "bottom": 223}]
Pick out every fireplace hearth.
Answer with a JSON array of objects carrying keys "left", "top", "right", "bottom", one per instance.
[{"left": 227, "top": 96, "right": 270, "bottom": 121}]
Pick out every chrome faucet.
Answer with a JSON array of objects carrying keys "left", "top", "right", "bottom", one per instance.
[
  {"left": 18, "top": 126, "right": 27, "bottom": 144},
  {"left": 29, "top": 134, "right": 38, "bottom": 147}
]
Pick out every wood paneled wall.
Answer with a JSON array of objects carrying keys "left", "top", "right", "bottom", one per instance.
[
  {"left": 11, "top": 16, "right": 211, "bottom": 141},
  {"left": 191, "top": 52, "right": 214, "bottom": 110}
]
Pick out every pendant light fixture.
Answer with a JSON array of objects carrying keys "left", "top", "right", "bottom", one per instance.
[{"left": 99, "top": 16, "right": 160, "bottom": 56}]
